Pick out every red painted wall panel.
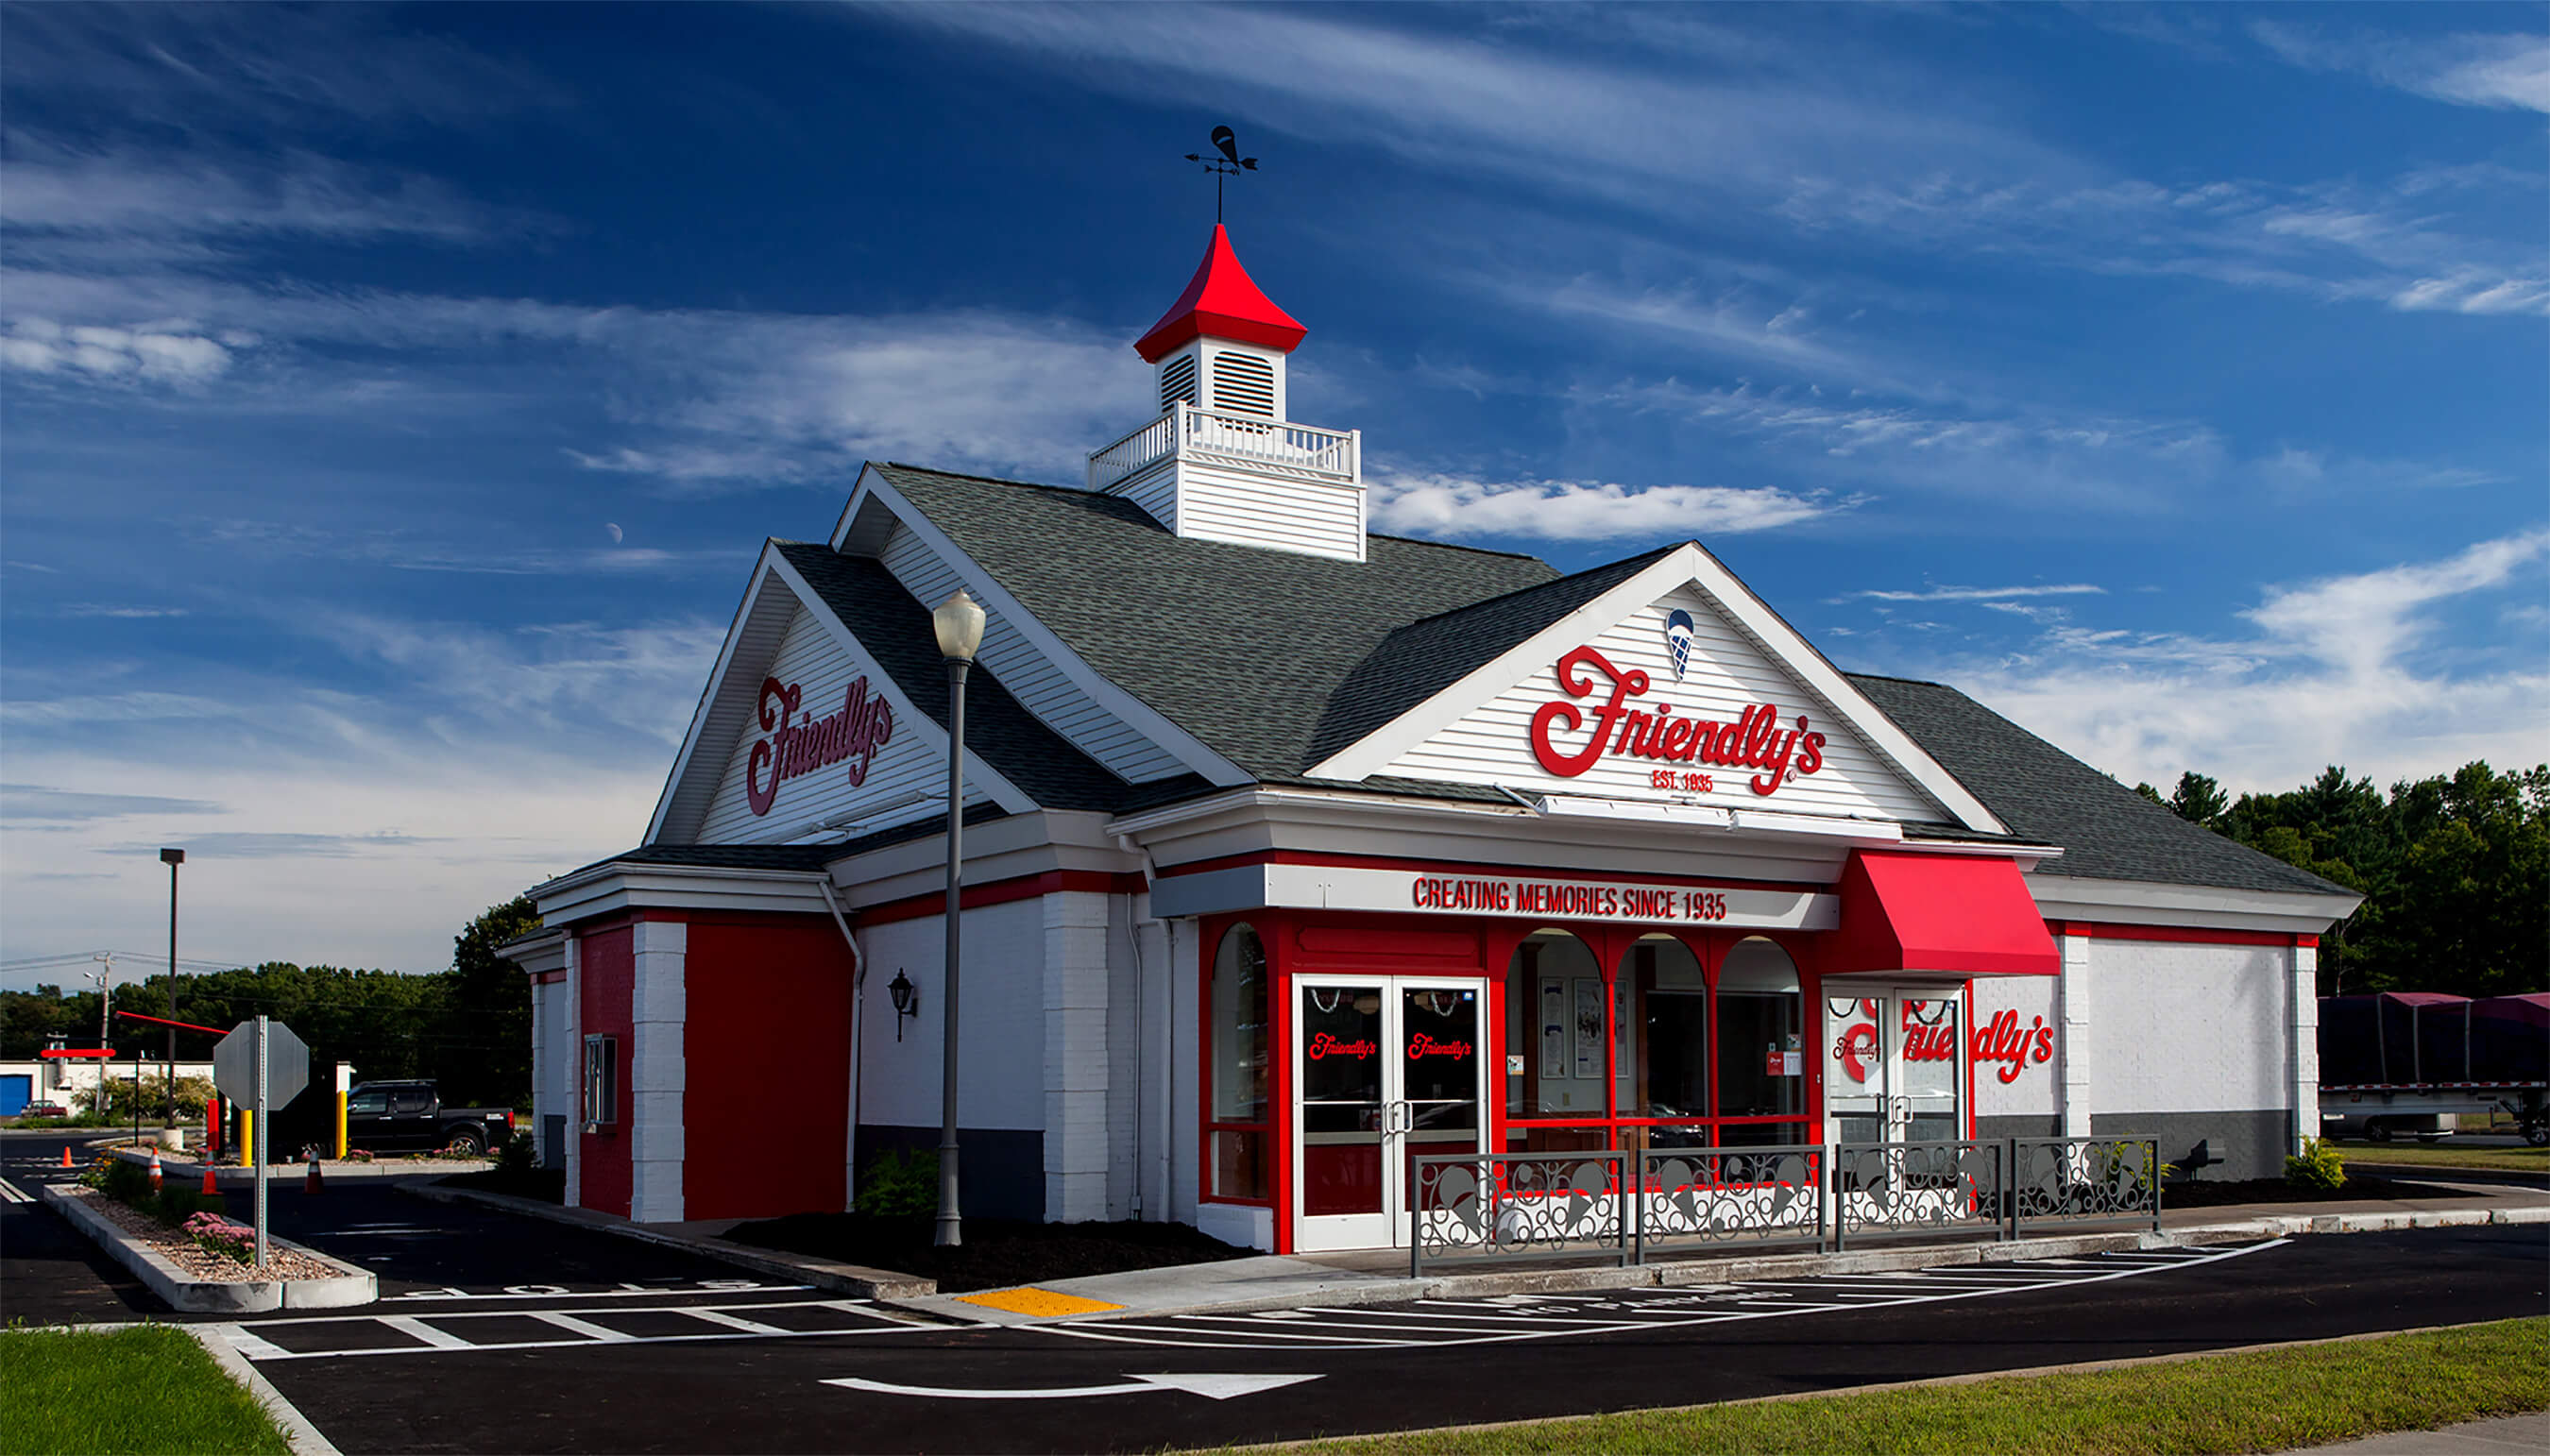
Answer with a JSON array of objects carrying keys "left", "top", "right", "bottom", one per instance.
[
  {"left": 682, "top": 915, "right": 855, "bottom": 1222},
  {"left": 577, "top": 924, "right": 635, "bottom": 1220}
]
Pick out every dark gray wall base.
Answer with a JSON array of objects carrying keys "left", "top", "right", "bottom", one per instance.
[
  {"left": 855, "top": 1126, "right": 1045, "bottom": 1221},
  {"left": 2092, "top": 1109, "right": 2290, "bottom": 1183}
]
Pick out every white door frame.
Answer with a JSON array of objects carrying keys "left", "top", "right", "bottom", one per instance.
[{"left": 1290, "top": 973, "right": 1488, "bottom": 1253}]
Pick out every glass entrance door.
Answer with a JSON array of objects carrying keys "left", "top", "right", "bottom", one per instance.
[
  {"left": 1293, "top": 975, "right": 1486, "bottom": 1252},
  {"left": 1823, "top": 990, "right": 1964, "bottom": 1143}
]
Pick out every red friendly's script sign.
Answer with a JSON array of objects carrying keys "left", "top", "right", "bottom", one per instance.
[
  {"left": 747, "top": 675, "right": 894, "bottom": 817},
  {"left": 1526, "top": 646, "right": 1828, "bottom": 797}
]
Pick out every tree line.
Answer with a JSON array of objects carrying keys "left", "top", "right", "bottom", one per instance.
[
  {"left": 0, "top": 896, "right": 541, "bottom": 1109},
  {"left": 2136, "top": 760, "right": 2548, "bottom": 999}
]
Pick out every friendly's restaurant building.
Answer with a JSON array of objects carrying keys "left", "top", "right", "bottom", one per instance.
[{"left": 506, "top": 227, "right": 2360, "bottom": 1254}]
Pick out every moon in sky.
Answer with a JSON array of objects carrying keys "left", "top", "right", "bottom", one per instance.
[{"left": 604, "top": 523, "right": 624, "bottom": 544}]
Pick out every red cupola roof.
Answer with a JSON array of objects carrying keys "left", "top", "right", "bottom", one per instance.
[{"left": 1134, "top": 225, "right": 1307, "bottom": 363}]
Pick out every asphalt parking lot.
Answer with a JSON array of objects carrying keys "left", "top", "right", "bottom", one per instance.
[{"left": 5, "top": 1129, "right": 2543, "bottom": 1454}]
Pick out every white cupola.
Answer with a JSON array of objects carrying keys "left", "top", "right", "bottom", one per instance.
[{"left": 1087, "top": 227, "right": 1366, "bottom": 562}]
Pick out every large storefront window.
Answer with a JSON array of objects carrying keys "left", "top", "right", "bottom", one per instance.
[
  {"left": 1208, "top": 923, "right": 1270, "bottom": 1201},
  {"left": 1504, "top": 929, "right": 1808, "bottom": 1153}
]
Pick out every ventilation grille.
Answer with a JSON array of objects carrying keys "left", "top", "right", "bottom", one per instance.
[
  {"left": 1211, "top": 352, "right": 1276, "bottom": 417},
  {"left": 1158, "top": 353, "right": 1198, "bottom": 414}
]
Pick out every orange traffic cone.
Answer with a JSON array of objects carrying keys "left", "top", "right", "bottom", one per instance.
[
  {"left": 149, "top": 1148, "right": 162, "bottom": 1192},
  {"left": 59, "top": 1146, "right": 73, "bottom": 1168},
  {"left": 304, "top": 1156, "right": 323, "bottom": 1194},
  {"left": 200, "top": 1165, "right": 219, "bottom": 1195}
]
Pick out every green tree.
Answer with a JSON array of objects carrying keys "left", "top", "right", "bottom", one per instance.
[
  {"left": 435, "top": 896, "right": 541, "bottom": 1109},
  {"left": 2168, "top": 771, "right": 2230, "bottom": 829}
]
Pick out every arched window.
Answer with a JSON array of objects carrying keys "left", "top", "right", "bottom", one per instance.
[
  {"left": 1207, "top": 923, "right": 1269, "bottom": 1202},
  {"left": 1716, "top": 938, "right": 1806, "bottom": 1147},
  {"left": 1503, "top": 929, "right": 1607, "bottom": 1151},
  {"left": 1624, "top": 935, "right": 1708, "bottom": 1133}
]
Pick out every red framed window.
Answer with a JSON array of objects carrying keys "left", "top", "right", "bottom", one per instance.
[{"left": 1203, "top": 922, "right": 1272, "bottom": 1203}]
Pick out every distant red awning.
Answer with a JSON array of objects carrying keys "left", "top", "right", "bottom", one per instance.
[{"left": 1826, "top": 850, "right": 2058, "bottom": 978}]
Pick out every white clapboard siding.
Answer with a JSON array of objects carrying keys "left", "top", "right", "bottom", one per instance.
[
  {"left": 1377, "top": 584, "right": 1946, "bottom": 823},
  {"left": 878, "top": 526, "right": 1186, "bottom": 784},
  {"left": 695, "top": 604, "right": 992, "bottom": 844},
  {"left": 1172, "top": 460, "right": 1365, "bottom": 562},
  {"left": 1105, "top": 460, "right": 1180, "bottom": 533}
]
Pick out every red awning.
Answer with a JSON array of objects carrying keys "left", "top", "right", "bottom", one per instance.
[{"left": 1825, "top": 850, "right": 2058, "bottom": 978}]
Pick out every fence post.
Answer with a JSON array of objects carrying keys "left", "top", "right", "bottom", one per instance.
[
  {"left": 2005, "top": 1137, "right": 2021, "bottom": 1242},
  {"left": 1827, "top": 1143, "right": 1844, "bottom": 1253},
  {"left": 1408, "top": 1158, "right": 1422, "bottom": 1279},
  {"left": 2149, "top": 1139, "right": 2162, "bottom": 1234},
  {"left": 1629, "top": 1149, "right": 1645, "bottom": 1267}
]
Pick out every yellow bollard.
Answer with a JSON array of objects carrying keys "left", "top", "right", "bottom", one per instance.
[
  {"left": 335, "top": 1091, "right": 348, "bottom": 1160},
  {"left": 237, "top": 1109, "right": 253, "bottom": 1168}
]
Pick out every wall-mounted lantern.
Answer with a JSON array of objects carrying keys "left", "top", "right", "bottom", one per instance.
[{"left": 887, "top": 970, "right": 919, "bottom": 1041}]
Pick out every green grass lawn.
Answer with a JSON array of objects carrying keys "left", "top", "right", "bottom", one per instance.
[
  {"left": 0, "top": 1325, "right": 293, "bottom": 1456},
  {"left": 2334, "top": 1140, "right": 2548, "bottom": 1175},
  {"left": 1229, "top": 1317, "right": 2549, "bottom": 1456}
]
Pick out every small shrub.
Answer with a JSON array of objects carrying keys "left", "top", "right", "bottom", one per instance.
[
  {"left": 93, "top": 1158, "right": 152, "bottom": 1203},
  {"left": 144, "top": 1186, "right": 225, "bottom": 1226},
  {"left": 497, "top": 1129, "right": 535, "bottom": 1175},
  {"left": 2286, "top": 1137, "right": 2348, "bottom": 1191},
  {"left": 855, "top": 1149, "right": 940, "bottom": 1217}
]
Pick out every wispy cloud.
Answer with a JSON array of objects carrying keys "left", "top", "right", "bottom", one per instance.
[
  {"left": 1368, "top": 471, "right": 1841, "bottom": 543},
  {"left": 2252, "top": 22, "right": 2550, "bottom": 113},
  {"left": 1938, "top": 531, "right": 2550, "bottom": 792},
  {"left": 1850, "top": 584, "right": 2106, "bottom": 603},
  {"left": 1, "top": 785, "right": 225, "bottom": 823}
]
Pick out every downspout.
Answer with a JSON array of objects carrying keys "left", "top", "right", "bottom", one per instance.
[
  {"left": 818, "top": 878, "right": 867, "bottom": 1210},
  {"left": 1117, "top": 834, "right": 1172, "bottom": 1224}
]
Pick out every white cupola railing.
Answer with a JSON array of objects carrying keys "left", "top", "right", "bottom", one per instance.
[{"left": 1088, "top": 402, "right": 1359, "bottom": 492}]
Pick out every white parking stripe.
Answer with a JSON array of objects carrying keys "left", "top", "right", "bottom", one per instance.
[
  {"left": 217, "top": 1324, "right": 295, "bottom": 1361},
  {"left": 378, "top": 1316, "right": 475, "bottom": 1351},
  {"left": 678, "top": 1308, "right": 791, "bottom": 1336},
  {"left": 0, "top": 1177, "right": 30, "bottom": 1204},
  {"left": 529, "top": 1311, "right": 638, "bottom": 1343}
]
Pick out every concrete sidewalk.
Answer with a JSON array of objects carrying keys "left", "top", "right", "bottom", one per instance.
[
  {"left": 2279, "top": 1413, "right": 2550, "bottom": 1455},
  {"left": 409, "top": 1172, "right": 2550, "bottom": 1329}
]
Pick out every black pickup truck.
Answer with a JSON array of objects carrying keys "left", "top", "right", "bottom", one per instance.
[{"left": 345, "top": 1080, "right": 516, "bottom": 1155}]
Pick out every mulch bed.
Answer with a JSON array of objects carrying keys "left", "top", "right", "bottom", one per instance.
[
  {"left": 2160, "top": 1174, "right": 2474, "bottom": 1210},
  {"left": 722, "top": 1212, "right": 1252, "bottom": 1294}
]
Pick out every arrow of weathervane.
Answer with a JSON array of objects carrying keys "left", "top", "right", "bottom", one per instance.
[{"left": 822, "top": 1371, "right": 1320, "bottom": 1401}]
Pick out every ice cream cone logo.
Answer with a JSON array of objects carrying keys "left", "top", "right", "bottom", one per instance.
[{"left": 1662, "top": 609, "right": 1697, "bottom": 681}]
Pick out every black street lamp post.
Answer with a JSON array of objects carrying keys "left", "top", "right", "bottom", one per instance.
[
  {"left": 930, "top": 588, "right": 986, "bottom": 1249},
  {"left": 161, "top": 848, "right": 183, "bottom": 1127}
]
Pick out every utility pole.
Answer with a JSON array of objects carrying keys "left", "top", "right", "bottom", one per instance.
[{"left": 89, "top": 954, "right": 113, "bottom": 1113}]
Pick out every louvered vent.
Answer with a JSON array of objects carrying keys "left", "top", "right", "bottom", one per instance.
[
  {"left": 1211, "top": 352, "right": 1276, "bottom": 417},
  {"left": 1158, "top": 352, "right": 1198, "bottom": 414}
]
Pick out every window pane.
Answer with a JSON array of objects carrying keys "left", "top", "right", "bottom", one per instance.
[
  {"left": 1627, "top": 937, "right": 1707, "bottom": 1117},
  {"left": 1718, "top": 991, "right": 1804, "bottom": 1120},
  {"left": 1211, "top": 924, "right": 1268, "bottom": 1124},
  {"left": 1504, "top": 931, "right": 1601, "bottom": 1119},
  {"left": 1901, "top": 996, "right": 1961, "bottom": 1141},
  {"left": 1210, "top": 1129, "right": 1266, "bottom": 1199}
]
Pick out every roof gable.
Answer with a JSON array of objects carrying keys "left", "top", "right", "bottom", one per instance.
[{"left": 1309, "top": 543, "right": 2007, "bottom": 833}]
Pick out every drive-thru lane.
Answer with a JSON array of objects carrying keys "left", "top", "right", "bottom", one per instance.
[{"left": 241, "top": 1226, "right": 2544, "bottom": 1455}]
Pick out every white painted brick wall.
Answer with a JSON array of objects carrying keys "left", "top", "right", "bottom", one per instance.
[
  {"left": 2060, "top": 932, "right": 2094, "bottom": 1138},
  {"left": 1970, "top": 974, "right": 2060, "bottom": 1123},
  {"left": 853, "top": 901, "right": 1046, "bottom": 1131},
  {"left": 629, "top": 921, "right": 687, "bottom": 1224},
  {"left": 2289, "top": 943, "right": 2319, "bottom": 1154},
  {"left": 1045, "top": 890, "right": 1114, "bottom": 1223},
  {"left": 564, "top": 937, "right": 582, "bottom": 1210},
  {"left": 2086, "top": 939, "right": 2286, "bottom": 1116}
]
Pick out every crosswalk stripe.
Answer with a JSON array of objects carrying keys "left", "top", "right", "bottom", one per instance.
[
  {"left": 379, "top": 1316, "right": 475, "bottom": 1350},
  {"left": 678, "top": 1308, "right": 791, "bottom": 1336},
  {"left": 0, "top": 1177, "right": 31, "bottom": 1205},
  {"left": 218, "top": 1324, "right": 294, "bottom": 1361},
  {"left": 530, "top": 1311, "right": 637, "bottom": 1343}
]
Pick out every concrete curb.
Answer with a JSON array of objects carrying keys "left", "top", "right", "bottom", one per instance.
[
  {"left": 104, "top": 1145, "right": 493, "bottom": 1182},
  {"left": 402, "top": 1180, "right": 940, "bottom": 1302},
  {"left": 36, "top": 1182, "right": 377, "bottom": 1313},
  {"left": 186, "top": 1324, "right": 345, "bottom": 1456}
]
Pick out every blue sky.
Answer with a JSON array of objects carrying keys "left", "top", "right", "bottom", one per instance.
[{"left": 3, "top": 3, "right": 2542, "bottom": 985}]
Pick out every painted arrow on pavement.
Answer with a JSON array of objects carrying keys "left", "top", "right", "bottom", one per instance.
[{"left": 823, "top": 1372, "right": 1321, "bottom": 1401}]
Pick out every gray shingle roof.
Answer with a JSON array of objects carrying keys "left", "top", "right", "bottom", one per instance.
[
  {"left": 1846, "top": 673, "right": 2352, "bottom": 896},
  {"left": 871, "top": 464, "right": 1557, "bottom": 782},
  {"left": 777, "top": 542, "right": 1210, "bottom": 812}
]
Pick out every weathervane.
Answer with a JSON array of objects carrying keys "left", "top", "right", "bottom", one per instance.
[{"left": 1183, "top": 126, "right": 1258, "bottom": 224}]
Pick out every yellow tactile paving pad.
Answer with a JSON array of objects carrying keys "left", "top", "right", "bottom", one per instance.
[{"left": 952, "top": 1286, "right": 1126, "bottom": 1317}]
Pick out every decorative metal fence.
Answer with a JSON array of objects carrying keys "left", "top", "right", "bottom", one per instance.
[
  {"left": 1635, "top": 1144, "right": 1828, "bottom": 1259},
  {"left": 1409, "top": 1149, "right": 1628, "bottom": 1274},
  {"left": 1411, "top": 1136, "right": 2164, "bottom": 1275}
]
